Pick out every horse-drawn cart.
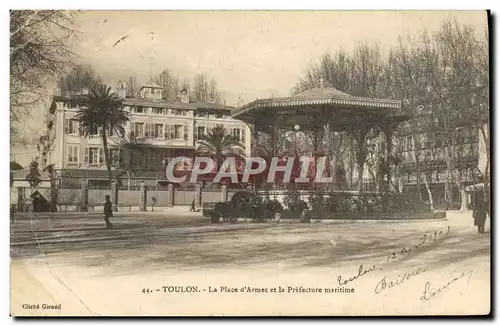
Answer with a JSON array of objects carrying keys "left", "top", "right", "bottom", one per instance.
[{"left": 202, "top": 190, "right": 279, "bottom": 224}]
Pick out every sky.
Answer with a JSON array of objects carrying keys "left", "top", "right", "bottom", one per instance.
[
  {"left": 70, "top": 10, "right": 487, "bottom": 103},
  {"left": 11, "top": 10, "right": 488, "bottom": 166}
]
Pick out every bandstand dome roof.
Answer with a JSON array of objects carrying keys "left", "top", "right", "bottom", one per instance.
[{"left": 232, "top": 82, "right": 410, "bottom": 133}]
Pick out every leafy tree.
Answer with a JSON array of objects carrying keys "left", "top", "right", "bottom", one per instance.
[
  {"left": 192, "top": 73, "right": 224, "bottom": 104},
  {"left": 195, "top": 125, "right": 245, "bottom": 171},
  {"left": 155, "top": 69, "right": 180, "bottom": 101},
  {"left": 10, "top": 161, "right": 23, "bottom": 170},
  {"left": 75, "top": 85, "right": 129, "bottom": 186},
  {"left": 114, "top": 135, "right": 145, "bottom": 190},
  {"left": 58, "top": 64, "right": 102, "bottom": 95},
  {"left": 10, "top": 10, "right": 77, "bottom": 143},
  {"left": 26, "top": 158, "right": 42, "bottom": 188}
]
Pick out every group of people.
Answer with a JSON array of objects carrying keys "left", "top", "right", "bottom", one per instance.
[{"left": 100, "top": 188, "right": 490, "bottom": 231}]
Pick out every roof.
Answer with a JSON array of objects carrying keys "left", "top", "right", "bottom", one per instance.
[
  {"left": 232, "top": 86, "right": 408, "bottom": 133},
  {"left": 122, "top": 98, "right": 235, "bottom": 111},
  {"left": 140, "top": 80, "right": 163, "bottom": 89},
  {"left": 235, "top": 87, "right": 402, "bottom": 114},
  {"left": 52, "top": 95, "right": 236, "bottom": 112},
  {"left": 294, "top": 86, "right": 351, "bottom": 98}
]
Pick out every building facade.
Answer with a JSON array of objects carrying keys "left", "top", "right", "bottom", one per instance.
[
  {"left": 394, "top": 117, "right": 486, "bottom": 208},
  {"left": 43, "top": 81, "right": 251, "bottom": 188}
]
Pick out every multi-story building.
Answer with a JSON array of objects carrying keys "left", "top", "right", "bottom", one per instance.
[
  {"left": 44, "top": 81, "right": 251, "bottom": 188},
  {"left": 394, "top": 116, "right": 486, "bottom": 208}
]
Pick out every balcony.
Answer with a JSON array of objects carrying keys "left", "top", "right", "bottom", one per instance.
[{"left": 125, "top": 135, "right": 193, "bottom": 148}]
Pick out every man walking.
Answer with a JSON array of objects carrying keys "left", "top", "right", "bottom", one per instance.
[{"left": 104, "top": 195, "right": 113, "bottom": 229}]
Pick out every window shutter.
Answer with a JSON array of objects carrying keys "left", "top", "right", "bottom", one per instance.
[
  {"left": 98, "top": 148, "right": 104, "bottom": 164},
  {"left": 241, "top": 128, "right": 245, "bottom": 142},
  {"left": 64, "top": 119, "right": 69, "bottom": 134},
  {"left": 84, "top": 147, "right": 89, "bottom": 163},
  {"left": 184, "top": 125, "right": 188, "bottom": 141},
  {"left": 145, "top": 124, "right": 150, "bottom": 138}
]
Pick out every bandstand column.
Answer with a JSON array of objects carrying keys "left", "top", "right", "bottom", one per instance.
[
  {"left": 381, "top": 122, "right": 396, "bottom": 193},
  {"left": 271, "top": 119, "right": 280, "bottom": 157},
  {"left": 350, "top": 122, "right": 371, "bottom": 192}
]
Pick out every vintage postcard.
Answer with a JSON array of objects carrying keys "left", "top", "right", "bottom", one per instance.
[{"left": 10, "top": 10, "right": 490, "bottom": 316}]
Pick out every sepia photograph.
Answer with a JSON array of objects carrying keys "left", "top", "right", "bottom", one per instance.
[{"left": 9, "top": 9, "right": 491, "bottom": 317}]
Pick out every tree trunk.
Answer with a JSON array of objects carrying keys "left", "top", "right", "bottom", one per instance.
[
  {"left": 357, "top": 161, "right": 365, "bottom": 192},
  {"left": 459, "top": 186, "right": 467, "bottom": 212},
  {"left": 415, "top": 148, "right": 423, "bottom": 202},
  {"left": 479, "top": 124, "right": 490, "bottom": 188},
  {"left": 453, "top": 169, "right": 467, "bottom": 212},
  {"left": 423, "top": 173, "right": 434, "bottom": 212},
  {"left": 101, "top": 126, "right": 113, "bottom": 189},
  {"left": 444, "top": 145, "right": 454, "bottom": 209}
]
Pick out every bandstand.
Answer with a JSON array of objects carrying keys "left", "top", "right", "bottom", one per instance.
[{"left": 232, "top": 81, "right": 415, "bottom": 218}]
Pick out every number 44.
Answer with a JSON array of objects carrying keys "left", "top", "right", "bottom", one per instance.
[{"left": 142, "top": 288, "right": 151, "bottom": 293}]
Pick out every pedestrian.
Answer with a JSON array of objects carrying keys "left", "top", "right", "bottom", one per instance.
[
  {"left": 104, "top": 195, "right": 113, "bottom": 229},
  {"left": 190, "top": 199, "right": 196, "bottom": 212},
  {"left": 473, "top": 190, "right": 487, "bottom": 234}
]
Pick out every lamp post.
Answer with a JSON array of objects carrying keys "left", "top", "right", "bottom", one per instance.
[{"left": 294, "top": 124, "right": 300, "bottom": 154}]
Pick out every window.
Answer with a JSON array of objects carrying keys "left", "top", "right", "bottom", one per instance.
[
  {"left": 67, "top": 145, "right": 79, "bottom": 163},
  {"left": 154, "top": 124, "right": 164, "bottom": 139},
  {"left": 230, "top": 128, "right": 245, "bottom": 142},
  {"left": 174, "top": 125, "right": 183, "bottom": 139},
  {"left": 64, "top": 119, "right": 80, "bottom": 135},
  {"left": 88, "top": 127, "right": 101, "bottom": 137},
  {"left": 196, "top": 126, "right": 206, "bottom": 140},
  {"left": 136, "top": 106, "right": 146, "bottom": 114},
  {"left": 152, "top": 108, "right": 166, "bottom": 115},
  {"left": 110, "top": 149, "right": 122, "bottom": 165},
  {"left": 132, "top": 122, "right": 145, "bottom": 138},
  {"left": 84, "top": 147, "right": 103, "bottom": 164},
  {"left": 197, "top": 111, "right": 209, "bottom": 118},
  {"left": 172, "top": 109, "right": 186, "bottom": 116}
]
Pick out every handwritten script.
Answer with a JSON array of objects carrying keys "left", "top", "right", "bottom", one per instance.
[
  {"left": 374, "top": 266, "right": 428, "bottom": 294},
  {"left": 338, "top": 264, "right": 377, "bottom": 286},
  {"left": 420, "top": 270, "right": 474, "bottom": 301},
  {"left": 387, "top": 226, "right": 451, "bottom": 263}
]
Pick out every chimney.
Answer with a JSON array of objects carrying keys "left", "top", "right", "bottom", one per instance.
[{"left": 116, "top": 81, "right": 127, "bottom": 99}]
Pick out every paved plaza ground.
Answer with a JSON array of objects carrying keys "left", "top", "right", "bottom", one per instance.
[{"left": 10, "top": 210, "right": 490, "bottom": 316}]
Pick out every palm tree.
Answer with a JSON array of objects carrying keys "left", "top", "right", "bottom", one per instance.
[
  {"left": 75, "top": 85, "right": 129, "bottom": 187},
  {"left": 195, "top": 124, "right": 245, "bottom": 172}
]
